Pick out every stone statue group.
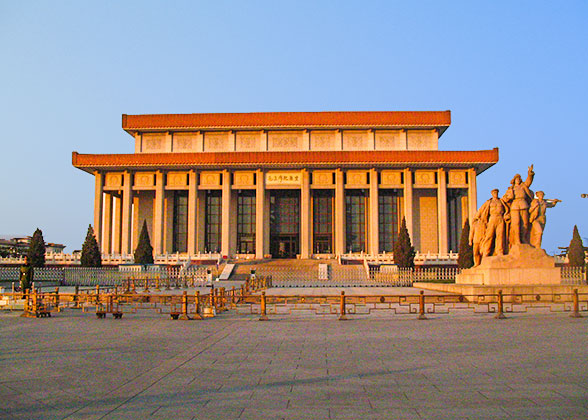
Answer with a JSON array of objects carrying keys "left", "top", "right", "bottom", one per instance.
[{"left": 469, "top": 165, "right": 561, "bottom": 266}]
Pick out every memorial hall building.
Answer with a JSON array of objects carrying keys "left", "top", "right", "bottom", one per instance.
[{"left": 72, "top": 111, "right": 498, "bottom": 261}]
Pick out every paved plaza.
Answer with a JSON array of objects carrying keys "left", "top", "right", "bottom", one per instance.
[{"left": 1, "top": 309, "right": 588, "bottom": 420}]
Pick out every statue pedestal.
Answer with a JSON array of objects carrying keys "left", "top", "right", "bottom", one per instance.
[{"left": 456, "top": 244, "right": 561, "bottom": 286}]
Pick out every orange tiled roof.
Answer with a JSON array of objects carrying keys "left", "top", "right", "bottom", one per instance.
[
  {"left": 122, "top": 111, "right": 451, "bottom": 131},
  {"left": 72, "top": 149, "right": 498, "bottom": 173}
]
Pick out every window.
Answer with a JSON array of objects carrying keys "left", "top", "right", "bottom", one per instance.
[
  {"left": 379, "top": 189, "right": 403, "bottom": 252},
  {"left": 172, "top": 191, "right": 188, "bottom": 253},
  {"left": 205, "top": 190, "right": 222, "bottom": 253},
  {"left": 313, "top": 190, "right": 333, "bottom": 253},
  {"left": 237, "top": 191, "right": 256, "bottom": 254},
  {"left": 345, "top": 190, "right": 366, "bottom": 253}
]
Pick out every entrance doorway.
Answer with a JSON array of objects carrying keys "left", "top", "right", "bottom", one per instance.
[{"left": 269, "top": 190, "right": 300, "bottom": 258}]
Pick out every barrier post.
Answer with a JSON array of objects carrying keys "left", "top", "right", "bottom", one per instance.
[
  {"left": 571, "top": 289, "right": 582, "bottom": 318},
  {"left": 193, "top": 290, "right": 203, "bottom": 320},
  {"left": 495, "top": 290, "right": 506, "bottom": 319},
  {"left": 179, "top": 291, "right": 191, "bottom": 320},
  {"left": 54, "top": 287, "right": 60, "bottom": 312},
  {"left": 154, "top": 276, "right": 161, "bottom": 291},
  {"left": 339, "top": 291, "right": 348, "bottom": 321},
  {"left": 131, "top": 278, "right": 136, "bottom": 293},
  {"left": 418, "top": 290, "right": 427, "bottom": 320},
  {"left": 144, "top": 278, "right": 150, "bottom": 293},
  {"left": 231, "top": 286, "right": 236, "bottom": 306},
  {"left": 259, "top": 291, "right": 269, "bottom": 321}
]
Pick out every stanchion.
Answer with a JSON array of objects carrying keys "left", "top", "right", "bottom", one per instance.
[
  {"left": 193, "top": 290, "right": 203, "bottom": 320},
  {"left": 339, "top": 291, "right": 347, "bottom": 321},
  {"left": 418, "top": 290, "right": 427, "bottom": 320},
  {"left": 54, "top": 287, "right": 60, "bottom": 312},
  {"left": 231, "top": 286, "right": 236, "bottom": 306},
  {"left": 495, "top": 290, "right": 506, "bottom": 319},
  {"left": 259, "top": 291, "right": 269, "bottom": 321},
  {"left": 571, "top": 289, "right": 582, "bottom": 318},
  {"left": 154, "top": 276, "right": 161, "bottom": 292},
  {"left": 179, "top": 291, "right": 191, "bottom": 320},
  {"left": 74, "top": 285, "right": 80, "bottom": 308}
]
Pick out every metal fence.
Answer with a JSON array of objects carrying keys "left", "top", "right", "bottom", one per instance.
[{"left": 0, "top": 266, "right": 211, "bottom": 286}]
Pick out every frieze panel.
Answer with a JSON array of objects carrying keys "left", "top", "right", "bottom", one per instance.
[
  {"left": 204, "top": 132, "right": 230, "bottom": 152},
  {"left": 310, "top": 131, "right": 336, "bottom": 150},
  {"left": 267, "top": 131, "right": 302, "bottom": 151},
  {"left": 380, "top": 170, "right": 402, "bottom": 186},
  {"left": 167, "top": 172, "right": 188, "bottom": 188},
  {"left": 414, "top": 170, "right": 437, "bottom": 185},
  {"left": 143, "top": 134, "right": 165, "bottom": 151},
  {"left": 134, "top": 172, "right": 155, "bottom": 188},
  {"left": 343, "top": 131, "right": 368, "bottom": 150},
  {"left": 312, "top": 171, "right": 334, "bottom": 186},
  {"left": 236, "top": 132, "right": 261, "bottom": 151},
  {"left": 346, "top": 170, "right": 368, "bottom": 185},
  {"left": 105, "top": 173, "right": 123, "bottom": 188},
  {"left": 174, "top": 133, "right": 198, "bottom": 151},
  {"left": 199, "top": 172, "right": 221, "bottom": 187},
  {"left": 375, "top": 130, "right": 405, "bottom": 150},
  {"left": 448, "top": 170, "right": 467, "bottom": 185},
  {"left": 233, "top": 171, "right": 255, "bottom": 186}
]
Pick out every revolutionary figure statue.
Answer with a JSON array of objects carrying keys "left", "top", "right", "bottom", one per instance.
[
  {"left": 502, "top": 165, "right": 534, "bottom": 249},
  {"left": 469, "top": 216, "right": 486, "bottom": 266},
  {"left": 528, "top": 191, "right": 561, "bottom": 249},
  {"left": 477, "top": 188, "right": 509, "bottom": 257}
]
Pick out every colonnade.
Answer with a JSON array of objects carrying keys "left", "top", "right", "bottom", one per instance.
[{"left": 93, "top": 167, "right": 478, "bottom": 259}]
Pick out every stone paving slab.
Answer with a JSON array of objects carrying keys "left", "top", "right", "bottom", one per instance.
[{"left": 1, "top": 310, "right": 588, "bottom": 419}]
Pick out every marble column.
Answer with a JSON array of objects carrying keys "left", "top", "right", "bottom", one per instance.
[
  {"left": 102, "top": 193, "right": 112, "bottom": 254},
  {"left": 93, "top": 172, "right": 104, "bottom": 249},
  {"left": 112, "top": 195, "right": 122, "bottom": 254},
  {"left": 468, "top": 168, "right": 478, "bottom": 225},
  {"left": 255, "top": 170, "right": 265, "bottom": 259},
  {"left": 403, "top": 168, "right": 414, "bottom": 240},
  {"left": 221, "top": 170, "right": 232, "bottom": 257},
  {"left": 187, "top": 170, "right": 198, "bottom": 255},
  {"left": 153, "top": 171, "right": 165, "bottom": 255},
  {"left": 121, "top": 172, "right": 133, "bottom": 255},
  {"left": 335, "top": 169, "right": 346, "bottom": 255},
  {"left": 369, "top": 169, "right": 379, "bottom": 255},
  {"left": 437, "top": 168, "right": 448, "bottom": 254},
  {"left": 300, "top": 169, "right": 311, "bottom": 258}
]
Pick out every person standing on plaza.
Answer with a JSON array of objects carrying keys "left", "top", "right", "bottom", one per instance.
[{"left": 19, "top": 255, "right": 33, "bottom": 298}]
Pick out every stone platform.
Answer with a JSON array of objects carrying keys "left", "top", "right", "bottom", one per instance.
[{"left": 455, "top": 244, "right": 561, "bottom": 286}]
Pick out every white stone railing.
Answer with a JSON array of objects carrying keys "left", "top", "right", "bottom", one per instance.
[
  {"left": 340, "top": 251, "right": 459, "bottom": 265},
  {"left": 0, "top": 252, "right": 222, "bottom": 266}
]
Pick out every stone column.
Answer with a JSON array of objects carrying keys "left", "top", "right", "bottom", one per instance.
[
  {"left": 112, "top": 195, "right": 122, "bottom": 254},
  {"left": 221, "top": 170, "right": 232, "bottom": 257},
  {"left": 153, "top": 171, "right": 165, "bottom": 255},
  {"left": 93, "top": 171, "right": 104, "bottom": 249},
  {"left": 300, "top": 169, "right": 311, "bottom": 258},
  {"left": 369, "top": 169, "right": 379, "bottom": 255},
  {"left": 468, "top": 168, "right": 478, "bottom": 225},
  {"left": 255, "top": 169, "right": 265, "bottom": 259},
  {"left": 437, "top": 168, "right": 448, "bottom": 254},
  {"left": 121, "top": 172, "right": 133, "bottom": 255},
  {"left": 403, "top": 168, "right": 414, "bottom": 240},
  {"left": 102, "top": 193, "right": 112, "bottom": 254},
  {"left": 187, "top": 170, "right": 198, "bottom": 255},
  {"left": 335, "top": 169, "right": 346, "bottom": 255}
]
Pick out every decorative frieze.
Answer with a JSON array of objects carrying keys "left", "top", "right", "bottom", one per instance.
[
  {"left": 143, "top": 133, "right": 165, "bottom": 152},
  {"left": 199, "top": 171, "right": 222, "bottom": 187},
  {"left": 414, "top": 170, "right": 437, "bottom": 186},
  {"left": 312, "top": 170, "right": 335, "bottom": 186},
  {"left": 267, "top": 131, "right": 302, "bottom": 151},
  {"left": 343, "top": 131, "right": 368, "bottom": 150},
  {"left": 236, "top": 132, "right": 262, "bottom": 151},
  {"left": 233, "top": 171, "right": 255, "bottom": 187},
  {"left": 105, "top": 172, "right": 123, "bottom": 188},
  {"left": 134, "top": 172, "right": 155, "bottom": 188},
  {"left": 380, "top": 170, "right": 403, "bottom": 186},
  {"left": 375, "top": 130, "right": 405, "bottom": 150},
  {"left": 310, "top": 131, "right": 337, "bottom": 150},
  {"left": 346, "top": 170, "right": 368, "bottom": 186},
  {"left": 448, "top": 170, "right": 467, "bottom": 186},
  {"left": 204, "top": 132, "right": 230, "bottom": 152},
  {"left": 166, "top": 172, "right": 188, "bottom": 188},
  {"left": 174, "top": 132, "right": 201, "bottom": 152}
]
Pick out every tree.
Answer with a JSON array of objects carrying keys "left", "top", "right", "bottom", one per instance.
[
  {"left": 134, "top": 220, "right": 154, "bottom": 265},
  {"left": 28, "top": 228, "right": 45, "bottom": 267},
  {"left": 457, "top": 219, "right": 474, "bottom": 269},
  {"left": 568, "top": 225, "right": 586, "bottom": 267},
  {"left": 393, "top": 217, "right": 415, "bottom": 268},
  {"left": 80, "top": 225, "right": 102, "bottom": 267}
]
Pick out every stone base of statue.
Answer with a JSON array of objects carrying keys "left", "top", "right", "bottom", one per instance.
[{"left": 455, "top": 244, "right": 561, "bottom": 286}]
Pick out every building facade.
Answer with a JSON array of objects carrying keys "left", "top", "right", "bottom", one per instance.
[{"left": 72, "top": 111, "right": 498, "bottom": 260}]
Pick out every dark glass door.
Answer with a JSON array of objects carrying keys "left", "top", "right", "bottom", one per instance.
[{"left": 270, "top": 190, "right": 300, "bottom": 258}]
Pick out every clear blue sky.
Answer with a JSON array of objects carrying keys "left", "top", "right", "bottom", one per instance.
[{"left": 1, "top": 1, "right": 587, "bottom": 254}]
